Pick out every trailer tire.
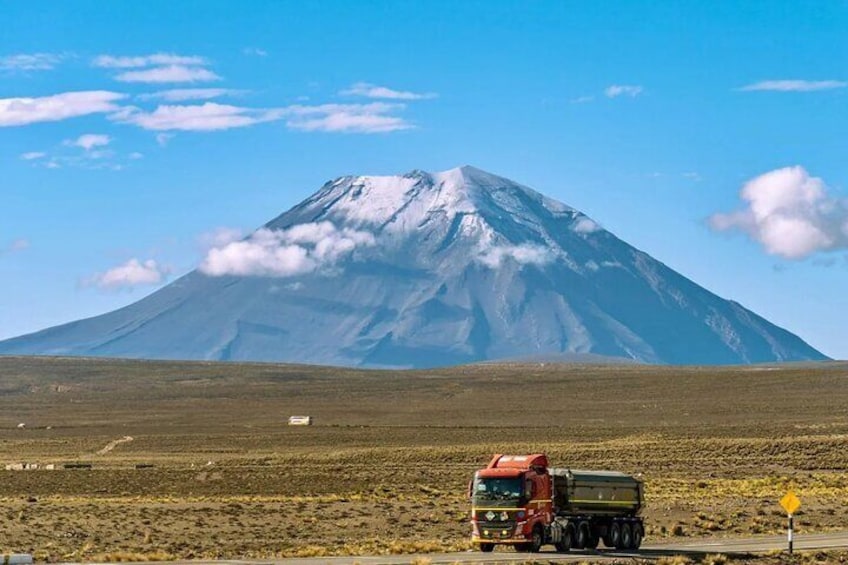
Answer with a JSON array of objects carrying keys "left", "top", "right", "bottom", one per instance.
[
  {"left": 585, "top": 530, "right": 599, "bottom": 550},
  {"left": 574, "top": 521, "right": 590, "bottom": 549},
  {"left": 556, "top": 523, "right": 575, "bottom": 553},
  {"left": 632, "top": 523, "right": 643, "bottom": 550},
  {"left": 606, "top": 522, "right": 621, "bottom": 549},
  {"left": 620, "top": 523, "right": 633, "bottom": 550},
  {"left": 479, "top": 543, "right": 494, "bottom": 552}
]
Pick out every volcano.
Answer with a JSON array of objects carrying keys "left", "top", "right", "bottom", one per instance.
[{"left": 0, "top": 166, "right": 827, "bottom": 367}]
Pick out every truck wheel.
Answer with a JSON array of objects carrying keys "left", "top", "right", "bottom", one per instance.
[
  {"left": 607, "top": 522, "right": 621, "bottom": 549},
  {"left": 479, "top": 543, "right": 494, "bottom": 553},
  {"left": 632, "top": 523, "right": 643, "bottom": 549},
  {"left": 620, "top": 523, "right": 633, "bottom": 550},
  {"left": 529, "top": 526, "right": 544, "bottom": 553},
  {"left": 585, "top": 530, "right": 599, "bottom": 550},
  {"left": 574, "top": 521, "right": 589, "bottom": 549}
]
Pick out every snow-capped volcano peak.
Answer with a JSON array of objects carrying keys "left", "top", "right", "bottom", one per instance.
[{"left": 274, "top": 165, "right": 582, "bottom": 244}]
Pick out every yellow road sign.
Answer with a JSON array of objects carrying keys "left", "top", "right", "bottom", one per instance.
[{"left": 780, "top": 491, "right": 801, "bottom": 515}]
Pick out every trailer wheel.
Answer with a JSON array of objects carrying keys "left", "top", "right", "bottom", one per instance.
[
  {"left": 574, "top": 521, "right": 589, "bottom": 549},
  {"left": 631, "top": 523, "right": 643, "bottom": 550},
  {"left": 555, "top": 523, "right": 573, "bottom": 552},
  {"left": 528, "top": 525, "right": 544, "bottom": 553},
  {"left": 585, "top": 530, "right": 599, "bottom": 550},
  {"left": 479, "top": 543, "right": 494, "bottom": 553},
  {"left": 620, "top": 523, "right": 633, "bottom": 550},
  {"left": 606, "top": 522, "right": 621, "bottom": 549}
]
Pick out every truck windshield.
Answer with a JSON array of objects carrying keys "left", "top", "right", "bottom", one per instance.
[{"left": 472, "top": 477, "right": 522, "bottom": 503}]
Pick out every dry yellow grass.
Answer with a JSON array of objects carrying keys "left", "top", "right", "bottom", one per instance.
[{"left": 1, "top": 357, "right": 847, "bottom": 562}]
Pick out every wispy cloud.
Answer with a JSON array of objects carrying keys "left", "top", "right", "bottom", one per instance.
[
  {"left": 604, "top": 85, "right": 644, "bottom": 98},
  {"left": 115, "top": 65, "right": 221, "bottom": 84},
  {"left": 0, "top": 91, "right": 126, "bottom": 127},
  {"left": 200, "top": 222, "right": 375, "bottom": 278},
  {"left": 155, "top": 133, "right": 175, "bottom": 146},
  {"left": 85, "top": 258, "right": 170, "bottom": 290},
  {"left": 198, "top": 227, "right": 244, "bottom": 251},
  {"left": 572, "top": 217, "right": 601, "bottom": 234},
  {"left": 20, "top": 151, "right": 46, "bottom": 160},
  {"left": 341, "top": 82, "right": 437, "bottom": 101},
  {"left": 1, "top": 238, "right": 30, "bottom": 255},
  {"left": 282, "top": 103, "right": 412, "bottom": 133},
  {"left": 569, "top": 95, "right": 595, "bottom": 104},
  {"left": 476, "top": 243, "right": 554, "bottom": 269},
  {"left": 1, "top": 53, "right": 65, "bottom": 71},
  {"left": 137, "top": 88, "right": 243, "bottom": 102},
  {"left": 242, "top": 47, "right": 268, "bottom": 57},
  {"left": 92, "top": 53, "right": 208, "bottom": 69},
  {"left": 739, "top": 80, "right": 847, "bottom": 92},
  {"left": 709, "top": 166, "right": 848, "bottom": 260},
  {"left": 66, "top": 133, "right": 111, "bottom": 151},
  {"left": 114, "top": 102, "right": 284, "bottom": 131}
]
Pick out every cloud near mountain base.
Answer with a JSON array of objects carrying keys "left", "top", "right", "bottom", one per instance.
[{"left": 199, "top": 222, "right": 376, "bottom": 278}]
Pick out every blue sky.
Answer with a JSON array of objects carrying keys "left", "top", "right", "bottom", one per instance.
[{"left": 2, "top": 1, "right": 847, "bottom": 359}]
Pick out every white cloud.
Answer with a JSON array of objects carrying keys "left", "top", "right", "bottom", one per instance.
[
  {"left": 242, "top": 47, "right": 268, "bottom": 57},
  {"left": 198, "top": 227, "right": 244, "bottom": 250},
  {"left": 709, "top": 166, "right": 848, "bottom": 260},
  {"left": 282, "top": 103, "right": 412, "bottom": 133},
  {"left": 476, "top": 243, "right": 554, "bottom": 269},
  {"left": 1, "top": 53, "right": 64, "bottom": 71},
  {"left": 86, "top": 258, "right": 170, "bottom": 290},
  {"left": 682, "top": 172, "right": 703, "bottom": 182},
  {"left": 570, "top": 95, "right": 595, "bottom": 104},
  {"left": 739, "top": 80, "right": 847, "bottom": 92},
  {"left": 128, "top": 152, "right": 144, "bottom": 160},
  {"left": 340, "top": 82, "right": 437, "bottom": 100},
  {"left": 605, "top": 85, "right": 644, "bottom": 98},
  {"left": 572, "top": 217, "right": 601, "bottom": 234},
  {"left": 20, "top": 151, "right": 46, "bottom": 160},
  {"left": 92, "top": 53, "right": 208, "bottom": 68},
  {"left": 0, "top": 91, "right": 126, "bottom": 127},
  {"left": 114, "top": 102, "right": 284, "bottom": 131},
  {"left": 138, "top": 88, "right": 243, "bottom": 102},
  {"left": 66, "top": 133, "right": 111, "bottom": 151},
  {"left": 199, "top": 222, "right": 376, "bottom": 278},
  {"left": 1, "top": 238, "right": 30, "bottom": 255},
  {"left": 115, "top": 65, "right": 221, "bottom": 83},
  {"left": 155, "top": 133, "right": 175, "bottom": 146}
]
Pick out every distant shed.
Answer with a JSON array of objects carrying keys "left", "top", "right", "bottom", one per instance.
[{"left": 288, "top": 415, "right": 313, "bottom": 426}]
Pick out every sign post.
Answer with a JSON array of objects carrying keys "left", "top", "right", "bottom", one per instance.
[{"left": 780, "top": 491, "right": 801, "bottom": 555}]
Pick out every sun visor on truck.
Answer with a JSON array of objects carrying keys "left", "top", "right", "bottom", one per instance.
[{"left": 487, "top": 454, "right": 549, "bottom": 470}]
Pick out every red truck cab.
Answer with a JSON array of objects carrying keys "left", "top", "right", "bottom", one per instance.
[{"left": 469, "top": 454, "right": 552, "bottom": 552}]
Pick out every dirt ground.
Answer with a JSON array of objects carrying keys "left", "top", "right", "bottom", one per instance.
[{"left": 0, "top": 357, "right": 846, "bottom": 562}]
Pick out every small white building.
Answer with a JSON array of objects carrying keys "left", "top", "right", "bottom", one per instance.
[{"left": 288, "top": 415, "right": 313, "bottom": 426}]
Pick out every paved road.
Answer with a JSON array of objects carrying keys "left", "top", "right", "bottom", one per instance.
[{"left": 66, "top": 531, "right": 848, "bottom": 565}]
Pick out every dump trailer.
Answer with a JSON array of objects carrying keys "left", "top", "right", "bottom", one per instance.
[{"left": 469, "top": 453, "right": 644, "bottom": 553}]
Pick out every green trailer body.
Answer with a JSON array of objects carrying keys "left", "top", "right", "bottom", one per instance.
[{"left": 550, "top": 468, "right": 643, "bottom": 517}]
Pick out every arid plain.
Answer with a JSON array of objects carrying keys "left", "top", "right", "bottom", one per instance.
[{"left": 1, "top": 356, "right": 847, "bottom": 563}]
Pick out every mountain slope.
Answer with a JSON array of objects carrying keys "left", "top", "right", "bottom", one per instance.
[{"left": 0, "top": 166, "right": 828, "bottom": 367}]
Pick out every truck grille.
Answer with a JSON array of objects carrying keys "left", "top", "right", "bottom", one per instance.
[{"left": 477, "top": 521, "right": 516, "bottom": 539}]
